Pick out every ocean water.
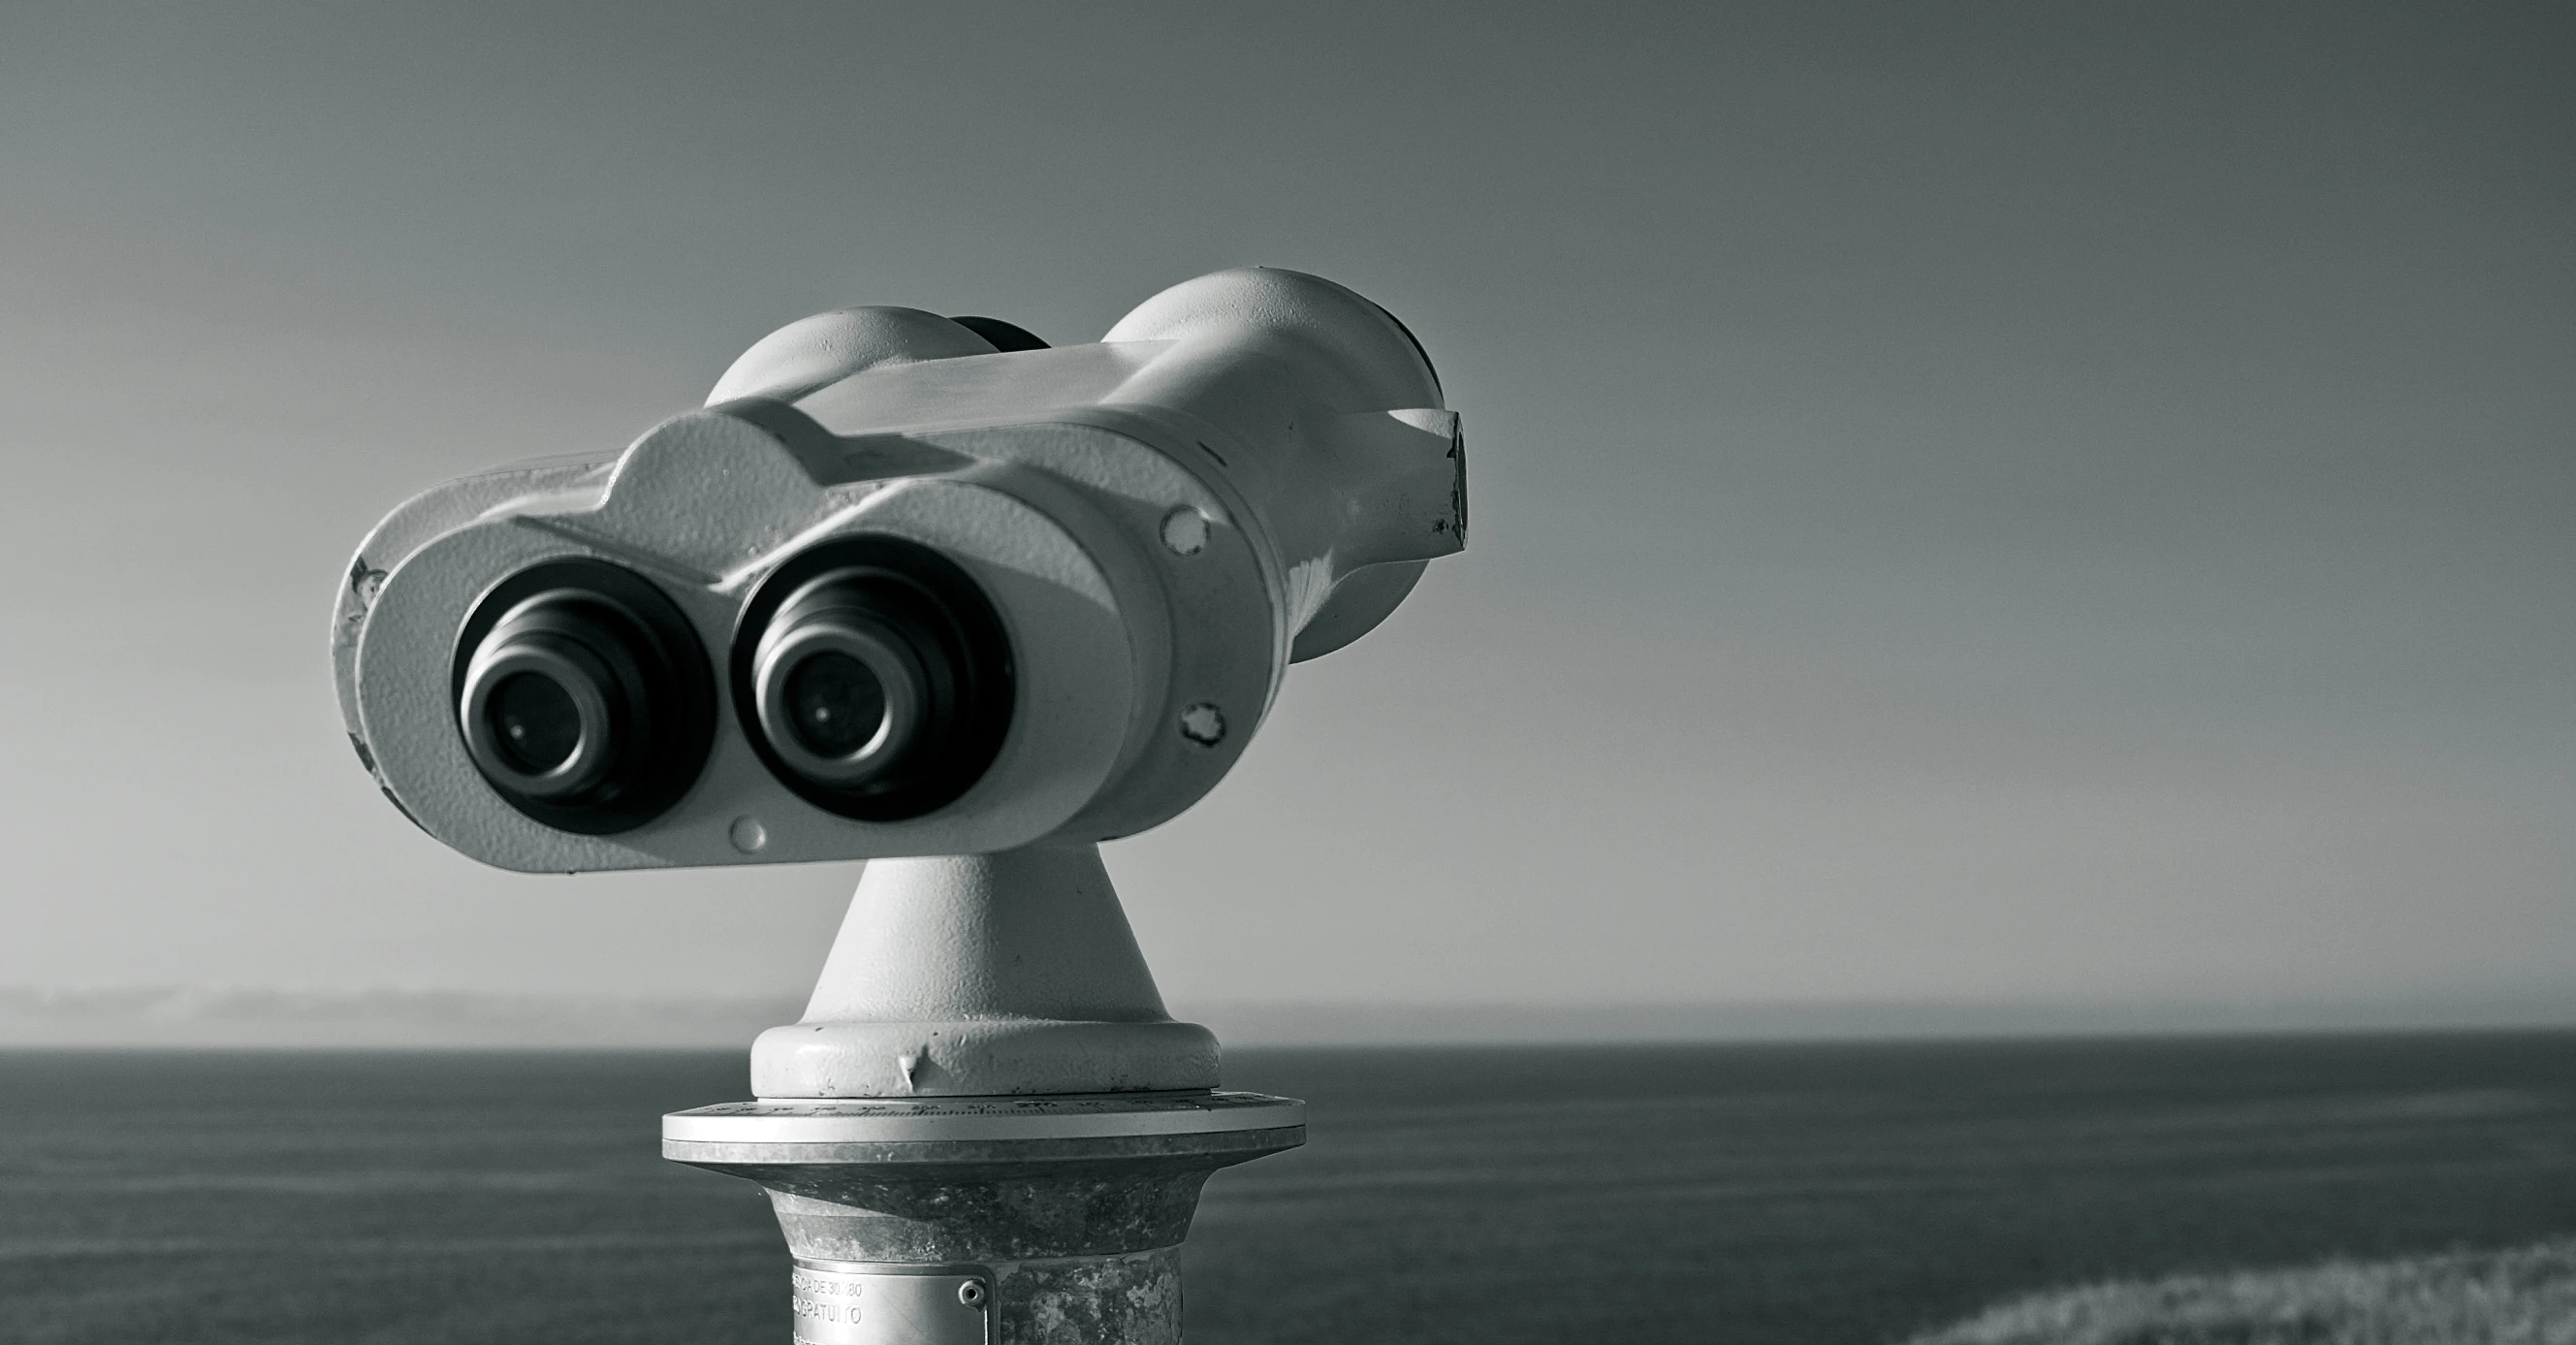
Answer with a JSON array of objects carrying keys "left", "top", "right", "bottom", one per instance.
[{"left": 2, "top": 1034, "right": 2572, "bottom": 1344}]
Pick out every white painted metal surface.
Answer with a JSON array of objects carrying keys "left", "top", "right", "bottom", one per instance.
[
  {"left": 333, "top": 267, "right": 1464, "bottom": 874},
  {"left": 334, "top": 268, "right": 1466, "bottom": 1339},
  {"left": 665, "top": 1091, "right": 1305, "bottom": 1144},
  {"left": 751, "top": 843, "right": 1218, "bottom": 1096}
]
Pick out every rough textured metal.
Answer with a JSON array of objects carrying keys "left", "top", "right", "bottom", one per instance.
[
  {"left": 1099, "top": 268, "right": 1462, "bottom": 661},
  {"left": 668, "top": 1093, "right": 1302, "bottom": 1345},
  {"left": 666, "top": 1096, "right": 1302, "bottom": 1259},
  {"left": 346, "top": 424, "right": 1142, "bottom": 873},
  {"left": 333, "top": 268, "right": 1465, "bottom": 874},
  {"left": 752, "top": 846, "right": 1218, "bottom": 1098},
  {"left": 989, "top": 1251, "right": 1180, "bottom": 1345}
]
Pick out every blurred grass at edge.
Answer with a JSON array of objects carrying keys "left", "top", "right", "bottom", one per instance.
[{"left": 1907, "top": 1238, "right": 2576, "bottom": 1345}]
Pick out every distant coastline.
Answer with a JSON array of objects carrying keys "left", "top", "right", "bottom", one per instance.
[
  {"left": 11, "top": 1037, "right": 2572, "bottom": 1343},
  {"left": 5, "top": 984, "right": 2573, "bottom": 1050}
]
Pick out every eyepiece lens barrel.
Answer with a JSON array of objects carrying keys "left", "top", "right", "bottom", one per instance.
[
  {"left": 488, "top": 670, "right": 584, "bottom": 774},
  {"left": 733, "top": 538, "right": 1011, "bottom": 821},
  {"left": 458, "top": 632, "right": 620, "bottom": 800},
  {"left": 450, "top": 560, "right": 715, "bottom": 835},
  {"left": 748, "top": 598, "right": 927, "bottom": 786},
  {"left": 783, "top": 652, "right": 886, "bottom": 758}
]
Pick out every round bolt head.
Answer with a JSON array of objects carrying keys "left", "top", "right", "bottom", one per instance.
[
  {"left": 1179, "top": 702, "right": 1225, "bottom": 746},
  {"left": 1160, "top": 506, "right": 1210, "bottom": 556}
]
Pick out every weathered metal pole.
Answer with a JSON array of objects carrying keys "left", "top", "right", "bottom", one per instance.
[{"left": 665, "top": 846, "right": 1300, "bottom": 1344}]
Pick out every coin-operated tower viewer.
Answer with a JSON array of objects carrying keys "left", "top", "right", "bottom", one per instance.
[{"left": 331, "top": 268, "right": 1468, "bottom": 1344}]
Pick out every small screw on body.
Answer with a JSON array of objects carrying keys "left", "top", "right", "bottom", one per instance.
[
  {"left": 959, "top": 1281, "right": 988, "bottom": 1307},
  {"left": 1179, "top": 702, "right": 1225, "bottom": 746},
  {"left": 1160, "top": 506, "right": 1210, "bottom": 556}
]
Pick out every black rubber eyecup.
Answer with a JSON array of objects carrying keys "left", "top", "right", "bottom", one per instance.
[
  {"left": 733, "top": 536, "right": 1013, "bottom": 821},
  {"left": 451, "top": 559, "right": 715, "bottom": 835}
]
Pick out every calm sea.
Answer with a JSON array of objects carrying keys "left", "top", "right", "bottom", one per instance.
[{"left": 3, "top": 1035, "right": 2573, "bottom": 1344}]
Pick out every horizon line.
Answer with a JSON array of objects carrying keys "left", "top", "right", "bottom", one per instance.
[{"left": 3, "top": 984, "right": 2571, "bottom": 1050}]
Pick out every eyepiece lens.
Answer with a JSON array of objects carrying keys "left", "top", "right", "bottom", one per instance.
[
  {"left": 783, "top": 651, "right": 886, "bottom": 758},
  {"left": 734, "top": 538, "right": 1010, "bottom": 821},
  {"left": 488, "top": 670, "right": 584, "bottom": 774},
  {"left": 451, "top": 560, "right": 716, "bottom": 835}
]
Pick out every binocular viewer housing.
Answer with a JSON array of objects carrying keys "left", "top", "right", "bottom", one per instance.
[
  {"left": 331, "top": 272, "right": 1470, "bottom": 1331},
  {"left": 333, "top": 268, "right": 1466, "bottom": 873}
]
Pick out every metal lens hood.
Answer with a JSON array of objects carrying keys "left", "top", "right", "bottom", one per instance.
[
  {"left": 733, "top": 536, "right": 1012, "bottom": 821},
  {"left": 450, "top": 559, "right": 716, "bottom": 835}
]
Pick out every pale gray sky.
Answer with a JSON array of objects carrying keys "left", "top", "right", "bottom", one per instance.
[{"left": 1, "top": 3, "right": 2568, "bottom": 1029}]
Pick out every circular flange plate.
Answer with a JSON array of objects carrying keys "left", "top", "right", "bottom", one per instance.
[{"left": 663, "top": 1089, "right": 1302, "bottom": 1145}]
